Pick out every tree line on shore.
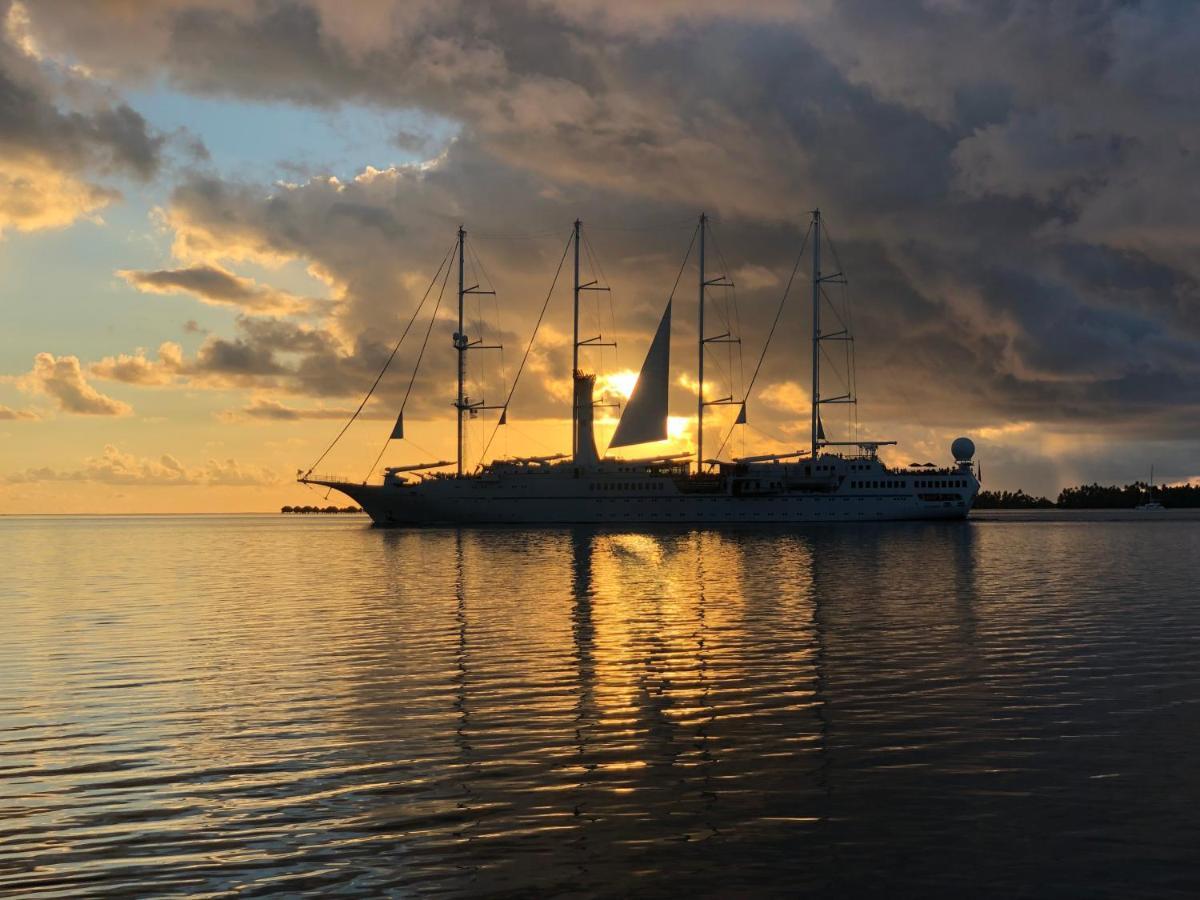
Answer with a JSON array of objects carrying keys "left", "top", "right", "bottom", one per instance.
[
  {"left": 976, "top": 481, "right": 1199, "bottom": 509},
  {"left": 281, "top": 505, "right": 364, "bottom": 514}
]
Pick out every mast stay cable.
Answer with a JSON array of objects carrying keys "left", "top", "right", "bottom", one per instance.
[
  {"left": 478, "top": 230, "right": 574, "bottom": 462},
  {"left": 712, "top": 220, "right": 813, "bottom": 460},
  {"left": 362, "top": 250, "right": 456, "bottom": 482},
  {"left": 303, "top": 242, "right": 455, "bottom": 479}
]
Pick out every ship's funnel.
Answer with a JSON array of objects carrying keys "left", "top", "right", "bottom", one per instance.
[{"left": 573, "top": 371, "right": 600, "bottom": 468}]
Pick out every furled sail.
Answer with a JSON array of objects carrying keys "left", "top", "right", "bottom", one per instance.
[{"left": 609, "top": 300, "right": 671, "bottom": 449}]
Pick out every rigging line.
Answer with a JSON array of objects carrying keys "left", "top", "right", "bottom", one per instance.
[
  {"left": 713, "top": 220, "right": 813, "bottom": 459},
  {"left": 468, "top": 240, "right": 507, "bottom": 396},
  {"left": 361, "top": 249, "right": 455, "bottom": 482},
  {"left": 582, "top": 231, "right": 621, "bottom": 373},
  {"left": 479, "top": 229, "right": 573, "bottom": 462},
  {"left": 585, "top": 217, "right": 698, "bottom": 233},
  {"left": 304, "top": 242, "right": 455, "bottom": 479},
  {"left": 583, "top": 232, "right": 621, "bottom": 370},
  {"left": 707, "top": 222, "right": 747, "bottom": 403},
  {"left": 471, "top": 227, "right": 564, "bottom": 240},
  {"left": 745, "top": 420, "right": 796, "bottom": 450},
  {"left": 581, "top": 236, "right": 604, "bottom": 363},
  {"left": 494, "top": 287, "right": 507, "bottom": 403},
  {"left": 669, "top": 222, "right": 701, "bottom": 302}
]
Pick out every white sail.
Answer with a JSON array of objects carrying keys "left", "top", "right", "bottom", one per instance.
[{"left": 609, "top": 300, "right": 671, "bottom": 449}]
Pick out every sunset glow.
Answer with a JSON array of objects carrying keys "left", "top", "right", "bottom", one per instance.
[
  {"left": 2, "top": 1, "right": 1197, "bottom": 513},
  {"left": 597, "top": 370, "right": 640, "bottom": 402}
]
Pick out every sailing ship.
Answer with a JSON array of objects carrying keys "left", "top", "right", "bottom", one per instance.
[
  {"left": 1135, "top": 466, "right": 1165, "bottom": 511},
  {"left": 299, "top": 211, "right": 980, "bottom": 526}
]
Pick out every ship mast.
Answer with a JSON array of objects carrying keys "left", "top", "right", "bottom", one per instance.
[
  {"left": 697, "top": 212, "right": 706, "bottom": 470},
  {"left": 811, "top": 209, "right": 821, "bottom": 457},
  {"left": 696, "top": 213, "right": 736, "bottom": 470},
  {"left": 570, "top": 219, "right": 613, "bottom": 461},
  {"left": 572, "top": 219, "right": 581, "bottom": 456},
  {"left": 456, "top": 225, "right": 466, "bottom": 475},
  {"left": 453, "top": 226, "right": 500, "bottom": 476}
]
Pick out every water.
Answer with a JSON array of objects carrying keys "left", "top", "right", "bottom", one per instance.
[{"left": 2, "top": 513, "right": 1199, "bottom": 896}]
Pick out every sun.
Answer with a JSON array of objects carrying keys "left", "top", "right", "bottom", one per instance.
[{"left": 597, "top": 369, "right": 639, "bottom": 400}]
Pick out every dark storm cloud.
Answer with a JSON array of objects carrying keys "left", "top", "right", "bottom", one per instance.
[
  {"left": 16, "top": 0, "right": 1200, "bottom": 484},
  {"left": 0, "top": 62, "right": 162, "bottom": 179}
]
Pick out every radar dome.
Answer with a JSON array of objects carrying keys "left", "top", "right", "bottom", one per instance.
[{"left": 951, "top": 437, "right": 975, "bottom": 462}]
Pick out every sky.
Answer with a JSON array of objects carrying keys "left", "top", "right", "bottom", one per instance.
[{"left": 1, "top": 0, "right": 1198, "bottom": 513}]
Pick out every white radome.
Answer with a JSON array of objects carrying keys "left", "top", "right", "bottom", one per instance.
[{"left": 951, "top": 437, "right": 976, "bottom": 462}]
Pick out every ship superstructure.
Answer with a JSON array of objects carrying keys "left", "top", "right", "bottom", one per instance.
[{"left": 300, "top": 211, "right": 980, "bottom": 526}]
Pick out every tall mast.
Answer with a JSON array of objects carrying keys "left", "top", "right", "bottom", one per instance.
[
  {"left": 572, "top": 218, "right": 581, "bottom": 457},
  {"left": 810, "top": 209, "right": 821, "bottom": 458},
  {"left": 697, "top": 212, "right": 706, "bottom": 471},
  {"left": 456, "top": 225, "right": 466, "bottom": 476}
]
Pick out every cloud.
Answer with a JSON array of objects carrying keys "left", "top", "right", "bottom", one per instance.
[
  {"left": 19, "top": 352, "right": 131, "bottom": 415},
  {"left": 82, "top": 444, "right": 189, "bottom": 485},
  {"left": 8, "top": 0, "right": 1200, "bottom": 491},
  {"left": 3, "top": 444, "right": 278, "bottom": 486},
  {"left": 90, "top": 342, "right": 183, "bottom": 385},
  {"left": 198, "top": 456, "right": 281, "bottom": 486},
  {"left": 233, "top": 397, "right": 379, "bottom": 421},
  {"left": 0, "top": 0, "right": 164, "bottom": 234},
  {"left": 118, "top": 265, "right": 319, "bottom": 315},
  {"left": 0, "top": 154, "right": 116, "bottom": 233},
  {"left": 0, "top": 404, "right": 39, "bottom": 420}
]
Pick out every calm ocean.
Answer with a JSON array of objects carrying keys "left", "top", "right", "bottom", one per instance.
[{"left": 2, "top": 513, "right": 1198, "bottom": 896}]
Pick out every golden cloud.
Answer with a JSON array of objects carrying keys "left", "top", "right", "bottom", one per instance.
[{"left": 19, "top": 352, "right": 132, "bottom": 415}]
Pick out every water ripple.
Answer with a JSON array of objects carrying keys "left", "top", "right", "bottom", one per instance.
[{"left": 2, "top": 514, "right": 1199, "bottom": 896}]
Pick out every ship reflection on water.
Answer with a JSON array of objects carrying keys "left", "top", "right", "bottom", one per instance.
[
  {"left": 2, "top": 515, "right": 1198, "bottom": 896},
  {"left": 381, "top": 524, "right": 988, "bottom": 894}
]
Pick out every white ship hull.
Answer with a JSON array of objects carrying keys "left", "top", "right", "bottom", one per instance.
[{"left": 312, "top": 472, "right": 976, "bottom": 527}]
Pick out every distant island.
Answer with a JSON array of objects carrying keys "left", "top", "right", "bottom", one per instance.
[
  {"left": 977, "top": 481, "right": 1199, "bottom": 510},
  {"left": 281, "top": 505, "right": 364, "bottom": 514}
]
